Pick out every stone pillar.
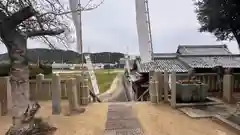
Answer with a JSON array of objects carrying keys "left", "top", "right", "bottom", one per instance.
[
  {"left": 51, "top": 73, "right": 61, "bottom": 114},
  {"left": 0, "top": 77, "right": 11, "bottom": 116},
  {"left": 149, "top": 71, "right": 157, "bottom": 103},
  {"left": 66, "top": 78, "right": 79, "bottom": 111},
  {"left": 76, "top": 75, "right": 83, "bottom": 105},
  {"left": 156, "top": 72, "right": 163, "bottom": 102},
  {"left": 36, "top": 74, "right": 44, "bottom": 101},
  {"left": 223, "top": 74, "right": 233, "bottom": 103},
  {"left": 81, "top": 78, "right": 89, "bottom": 105},
  {"left": 171, "top": 72, "right": 177, "bottom": 108},
  {"left": 164, "top": 71, "right": 169, "bottom": 102}
]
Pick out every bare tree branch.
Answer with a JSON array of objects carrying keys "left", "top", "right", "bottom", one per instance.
[
  {"left": 5, "top": 6, "right": 36, "bottom": 29},
  {"left": 27, "top": 29, "right": 64, "bottom": 37},
  {"left": 0, "top": 0, "right": 104, "bottom": 50},
  {"left": 82, "top": 0, "right": 104, "bottom": 11},
  {"left": 39, "top": 0, "right": 104, "bottom": 17}
]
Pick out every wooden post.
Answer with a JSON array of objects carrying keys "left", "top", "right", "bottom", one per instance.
[
  {"left": 171, "top": 72, "right": 177, "bottom": 108},
  {"left": 164, "top": 71, "right": 169, "bottom": 102},
  {"left": 51, "top": 73, "right": 61, "bottom": 114},
  {"left": 156, "top": 72, "right": 163, "bottom": 102},
  {"left": 223, "top": 74, "right": 233, "bottom": 103},
  {"left": 76, "top": 75, "right": 83, "bottom": 105},
  {"left": 81, "top": 78, "right": 89, "bottom": 105},
  {"left": 66, "top": 78, "right": 79, "bottom": 111},
  {"left": 36, "top": 74, "right": 44, "bottom": 101}
]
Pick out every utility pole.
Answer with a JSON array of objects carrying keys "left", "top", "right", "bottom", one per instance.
[
  {"left": 69, "top": 0, "right": 105, "bottom": 70},
  {"left": 77, "top": 1, "right": 84, "bottom": 70}
]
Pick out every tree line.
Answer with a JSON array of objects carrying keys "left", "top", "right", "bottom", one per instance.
[{"left": 0, "top": 48, "right": 124, "bottom": 64}]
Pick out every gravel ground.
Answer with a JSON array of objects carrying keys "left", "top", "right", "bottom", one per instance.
[
  {"left": 1, "top": 102, "right": 238, "bottom": 135},
  {"left": 134, "top": 102, "right": 239, "bottom": 135},
  {"left": 0, "top": 101, "right": 108, "bottom": 135}
]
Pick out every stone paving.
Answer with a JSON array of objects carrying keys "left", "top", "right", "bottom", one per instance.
[{"left": 104, "top": 103, "right": 144, "bottom": 135}]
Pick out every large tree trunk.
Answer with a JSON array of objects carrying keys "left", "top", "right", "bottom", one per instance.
[
  {"left": 235, "top": 35, "right": 240, "bottom": 50},
  {"left": 3, "top": 31, "right": 31, "bottom": 128},
  {"left": 231, "top": 27, "right": 240, "bottom": 50}
]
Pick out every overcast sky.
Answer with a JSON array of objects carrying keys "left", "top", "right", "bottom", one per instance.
[{"left": 0, "top": 0, "right": 239, "bottom": 54}]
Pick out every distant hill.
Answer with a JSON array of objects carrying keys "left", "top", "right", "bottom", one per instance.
[{"left": 0, "top": 48, "right": 125, "bottom": 64}]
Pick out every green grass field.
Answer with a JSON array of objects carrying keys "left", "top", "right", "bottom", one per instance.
[
  {"left": 45, "top": 69, "right": 121, "bottom": 93},
  {"left": 95, "top": 71, "right": 118, "bottom": 93}
]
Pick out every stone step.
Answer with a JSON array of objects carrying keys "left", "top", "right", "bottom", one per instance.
[{"left": 104, "top": 103, "right": 144, "bottom": 135}]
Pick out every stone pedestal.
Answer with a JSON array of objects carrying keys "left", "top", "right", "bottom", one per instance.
[
  {"left": 36, "top": 74, "right": 44, "bottom": 101},
  {"left": 66, "top": 78, "right": 79, "bottom": 111},
  {"left": 156, "top": 72, "right": 163, "bottom": 102},
  {"left": 223, "top": 74, "right": 233, "bottom": 103},
  {"left": 170, "top": 72, "right": 176, "bottom": 108},
  {"left": 81, "top": 78, "right": 89, "bottom": 105},
  {"left": 76, "top": 75, "right": 83, "bottom": 105},
  {"left": 164, "top": 71, "right": 169, "bottom": 102},
  {"left": 149, "top": 71, "right": 157, "bottom": 103},
  {"left": 51, "top": 74, "right": 61, "bottom": 114}
]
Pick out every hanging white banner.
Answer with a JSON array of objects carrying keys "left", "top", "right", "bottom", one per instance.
[
  {"left": 135, "top": 0, "right": 152, "bottom": 63},
  {"left": 69, "top": 0, "right": 82, "bottom": 53}
]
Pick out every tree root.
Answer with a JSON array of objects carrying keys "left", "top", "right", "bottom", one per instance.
[
  {"left": 5, "top": 102, "right": 57, "bottom": 135},
  {"left": 6, "top": 118, "right": 57, "bottom": 135}
]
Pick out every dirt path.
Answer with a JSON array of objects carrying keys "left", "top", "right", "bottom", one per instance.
[
  {"left": 134, "top": 102, "right": 239, "bottom": 135},
  {"left": 99, "top": 74, "right": 129, "bottom": 102},
  {"left": 99, "top": 74, "right": 120, "bottom": 101}
]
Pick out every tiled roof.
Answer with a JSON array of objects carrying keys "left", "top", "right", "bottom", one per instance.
[
  {"left": 138, "top": 58, "right": 190, "bottom": 73},
  {"left": 177, "top": 45, "right": 231, "bottom": 55},
  {"left": 137, "top": 45, "right": 240, "bottom": 73},
  {"left": 153, "top": 53, "right": 178, "bottom": 59},
  {"left": 179, "top": 55, "right": 240, "bottom": 68}
]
